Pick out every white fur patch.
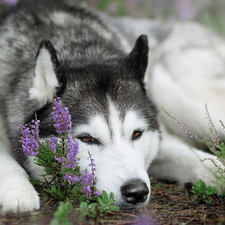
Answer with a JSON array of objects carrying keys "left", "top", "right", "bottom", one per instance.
[
  {"left": 29, "top": 48, "right": 59, "bottom": 105},
  {"left": 147, "top": 22, "right": 225, "bottom": 145},
  {"left": 150, "top": 125, "right": 224, "bottom": 188},
  {"left": 0, "top": 113, "right": 40, "bottom": 214},
  {"left": 0, "top": 152, "right": 40, "bottom": 214},
  {"left": 50, "top": 12, "right": 80, "bottom": 27}
]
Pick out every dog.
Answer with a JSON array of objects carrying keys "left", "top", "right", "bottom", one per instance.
[{"left": 0, "top": 0, "right": 223, "bottom": 214}]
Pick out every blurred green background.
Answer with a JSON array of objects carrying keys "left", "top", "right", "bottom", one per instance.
[
  {"left": 77, "top": 0, "right": 225, "bottom": 36},
  {"left": 1, "top": 0, "right": 225, "bottom": 36}
]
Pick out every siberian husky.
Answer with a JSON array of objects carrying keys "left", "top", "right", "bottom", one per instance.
[{"left": 0, "top": 0, "right": 223, "bottom": 214}]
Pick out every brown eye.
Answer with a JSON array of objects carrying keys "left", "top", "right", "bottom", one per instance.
[
  {"left": 82, "top": 136, "right": 92, "bottom": 142},
  {"left": 132, "top": 130, "right": 143, "bottom": 140},
  {"left": 77, "top": 133, "right": 100, "bottom": 145}
]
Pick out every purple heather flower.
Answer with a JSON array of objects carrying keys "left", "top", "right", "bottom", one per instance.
[
  {"left": 176, "top": 0, "right": 196, "bottom": 21},
  {"left": 63, "top": 150, "right": 100, "bottom": 198},
  {"left": 30, "top": 119, "right": 40, "bottom": 141},
  {"left": 64, "top": 173, "right": 80, "bottom": 183},
  {"left": 51, "top": 134, "right": 79, "bottom": 168},
  {"left": 49, "top": 135, "right": 57, "bottom": 152},
  {"left": 20, "top": 120, "right": 40, "bottom": 156},
  {"left": 81, "top": 152, "right": 98, "bottom": 198},
  {"left": 81, "top": 170, "right": 94, "bottom": 198},
  {"left": 94, "top": 190, "right": 102, "bottom": 197},
  {"left": 51, "top": 97, "right": 72, "bottom": 134},
  {"left": 88, "top": 153, "right": 96, "bottom": 174},
  {"left": 1, "top": 0, "right": 18, "bottom": 5},
  {"left": 55, "top": 155, "right": 64, "bottom": 163},
  {"left": 108, "top": 2, "right": 118, "bottom": 15},
  {"left": 65, "top": 135, "right": 79, "bottom": 168}
]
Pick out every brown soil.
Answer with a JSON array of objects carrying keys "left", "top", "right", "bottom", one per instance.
[
  {"left": 149, "top": 179, "right": 225, "bottom": 225},
  {"left": 1, "top": 179, "right": 225, "bottom": 225}
]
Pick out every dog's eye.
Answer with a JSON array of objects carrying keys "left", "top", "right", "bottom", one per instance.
[
  {"left": 82, "top": 136, "right": 92, "bottom": 142},
  {"left": 77, "top": 134, "right": 100, "bottom": 145},
  {"left": 132, "top": 130, "right": 143, "bottom": 140}
]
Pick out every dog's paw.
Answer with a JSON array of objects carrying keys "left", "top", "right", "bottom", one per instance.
[{"left": 0, "top": 174, "right": 40, "bottom": 214}]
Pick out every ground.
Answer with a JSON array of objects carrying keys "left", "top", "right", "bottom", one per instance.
[{"left": 0, "top": 179, "right": 225, "bottom": 225}]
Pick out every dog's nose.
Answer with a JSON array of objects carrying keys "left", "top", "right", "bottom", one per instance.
[{"left": 121, "top": 179, "right": 149, "bottom": 204}]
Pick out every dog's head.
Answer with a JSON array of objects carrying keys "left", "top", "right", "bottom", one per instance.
[{"left": 28, "top": 35, "right": 160, "bottom": 210}]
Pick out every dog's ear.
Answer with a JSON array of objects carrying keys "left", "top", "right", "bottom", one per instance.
[
  {"left": 124, "top": 35, "right": 149, "bottom": 83},
  {"left": 29, "top": 39, "right": 65, "bottom": 105}
]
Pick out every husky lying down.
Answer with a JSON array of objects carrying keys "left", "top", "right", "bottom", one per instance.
[{"left": 0, "top": 0, "right": 224, "bottom": 213}]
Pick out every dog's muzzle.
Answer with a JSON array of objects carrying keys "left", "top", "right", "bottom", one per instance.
[{"left": 121, "top": 179, "right": 149, "bottom": 204}]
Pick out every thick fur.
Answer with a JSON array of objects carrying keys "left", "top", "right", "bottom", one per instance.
[{"left": 0, "top": 0, "right": 223, "bottom": 214}]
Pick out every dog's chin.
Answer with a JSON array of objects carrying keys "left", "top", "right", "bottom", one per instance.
[{"left": 118, "top": 202, "right": 147, "bottom": 211}]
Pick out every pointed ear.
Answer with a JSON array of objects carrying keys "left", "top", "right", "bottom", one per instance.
[
  {"left": 29, "top": 39, "right": 65, "bottom": 105},
  {"left": 124, "top": 35, "right": 149, "bottom": 83}
]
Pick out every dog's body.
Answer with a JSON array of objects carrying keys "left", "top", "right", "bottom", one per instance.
[{"left": 0, "top": 0, "right": 223, "bottom": 214}]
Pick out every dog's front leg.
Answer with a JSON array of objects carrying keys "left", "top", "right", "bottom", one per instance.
[
  {"left": 150, "top": 126, "right": 224, "bottom": 188},
  {"left": 0, "top": 149, "right": 40, "bottom": 214}
]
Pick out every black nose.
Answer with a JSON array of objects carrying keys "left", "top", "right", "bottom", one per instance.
[{"left": 121, "top": 179, "right": 149, "bottom": 204}]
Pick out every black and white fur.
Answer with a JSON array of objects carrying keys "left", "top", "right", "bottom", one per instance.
[{"left": 0, "top": 0, "right": 223, "bottom": 214}]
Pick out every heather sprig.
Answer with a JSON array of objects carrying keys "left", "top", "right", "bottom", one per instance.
[
  {"left": 64, "top": 151, "right": 100, "bottom": 199},
  {"left": 161, "top": 106, "right": 206, "bottom": 146},
  {"left": 51, "top": 97, "right": 72, "bottom": 134},
  {"left": 65, "top": 135, "right": 79, "bottom": 168},
  {"left": 162, "top": 105, "right": 225, "bottom": 195},
  {"left": 20, "top": 119, "right": 40, "bottom": 156},
  {"left": 205, "top": 104, "right": 223, "bottom": 148},
  {"left": 48, "top": 135, "right": 57, "bottom": 152},
  {"left": 20, "top": 97, "right": 100, "bottom": 201},
  {"left": 162, "top": 105, "right": 225, "bottom": 151}
]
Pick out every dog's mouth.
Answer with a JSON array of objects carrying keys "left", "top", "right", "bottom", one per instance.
[
  {"left": 118, "top": 200, "right": 148, "bottom": 211},
  {"left": 119, "top": 202, "right": 137, "bottom": 211}
]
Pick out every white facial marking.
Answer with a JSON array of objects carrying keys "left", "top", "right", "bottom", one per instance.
[
  {"left": 73, "top": 115, "right": 110, "bottom": 146},
  {"left": 123, "top": 111, "right": 146, "bottom": 140},
  {"left": 108, "top": 100, "right": 122, "bottom": 141}
]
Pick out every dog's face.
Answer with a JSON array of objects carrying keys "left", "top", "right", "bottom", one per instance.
[
  {"left": 72, "top": 100, "right": 160, "bottom": 210},
  {"left": 29, "top": 35, "right": 160, "bottom": 210}
]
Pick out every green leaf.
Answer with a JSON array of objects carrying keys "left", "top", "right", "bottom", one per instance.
[
  {"left": 207, "top": 186, "right": 217, "bottom": 195},
  {"left": 107, "top": 205, "right": 120, "bottom": 211},
  {"left": 79, "top": 202, "right": 88, "bottom": 211},
  {"left": 89, "top": 203, "right": 97, "bottom": 218},
  {"left": 98, "top": 204, "right": 108, "bottom": 213},
  {"left": 97, "top": 196, "right": 104, "bottom": 206},
  {"left": 102, "top": 190, "right": 108, "bottom": 204},
  {"left": 50, "top": 202, "right": 73, "bottom": 225},
  {"left": 64, "top": 202, "right": 73, "bottom": 213},
  {"left": 78, "top": 202, "right": 89, "bottom": 217},
  {"left": 108, "top": 192, "right": 115, "bottom": 204},
  {"left": 205, "top": 198, "right": 212, "bottom": 204},
  {"left": 88, "top": 203, "right": 96, "bottom": 210}
]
